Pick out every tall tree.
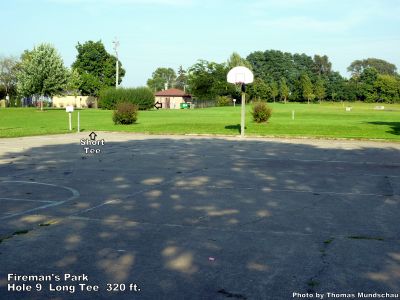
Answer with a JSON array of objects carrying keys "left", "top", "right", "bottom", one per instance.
[
  {"left": 314, "top": 77, "right": 326, "bottom": 102},
  {"left": 66, "top": 68, "right": 82, "bottom": 96},
  {"left": 313, "top": 55, "right": 332, "bottom": 76},
  {"left": 79, "top": 73, "right": 102, "bottom": 96},
  {"left": 374, "top": 74, "right": 400, "bottom": 103},
  {"left": 175, "top": 65, "right": 187, "bottom": 90},
  {"left": 247, "top": 50, "right": 294, "bottom": 84},
  {"left": 270, "top": 80, "right": 279, "bottom": 103},
  {"left": 187, "top": 60, "right": 236, "bottom": 100},
  {"left": 0, "top": 56, "right": 19, "bottom": 97},
  {"left": 249, "top": 78, "right": 270, "bottom": 101},
  {"left": 247, "top": 50, "right": 321, "bottom": 101},
  {"left": 17, "top": 43, "right": 68, "bottom": 109},
  {"left": 348, "top": 58, "right": 397, "bottom": 77},
  {"left": 72, "top": 40, "right": 125, "bottom": 95},
  {"left": 325, "top": 71, "right": 347, "bottom": 101},
  {"left": 300, "top": 73, "right": 313, "bottom": 104},
  {"left": 147, "top": 67, "right": 176, "bottom": 92},
  {"left": 279, "top": 78, "right": 289, "bottom": 103},
  {"left": 227, "top": 52, "right": 252, "bottom": 69},
  {"left": 357, "top": 67, "right": 379, "bottom": 101}
]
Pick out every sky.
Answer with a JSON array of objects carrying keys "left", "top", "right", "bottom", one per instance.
[{"left": 1, "top": 0, "right": 399, "bottom": 87}]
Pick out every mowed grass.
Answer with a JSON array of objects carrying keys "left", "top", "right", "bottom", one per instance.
[{"left": 0, "top": 102, "right": 399, "bottom": 140}]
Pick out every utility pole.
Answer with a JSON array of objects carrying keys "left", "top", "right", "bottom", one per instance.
[{"left": 113, "top": 37, "right": 120, "bottom": 88}]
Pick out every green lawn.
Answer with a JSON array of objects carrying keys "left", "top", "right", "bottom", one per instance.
[{"left": 0, "top": 103, "right": 399, "bottom": 140}]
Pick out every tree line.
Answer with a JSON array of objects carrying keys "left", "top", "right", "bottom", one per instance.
[
  {"left": 0, "top": 41, "right": 125, "bottom": 105},
  {"left": 147, "top": 51, "right": 400, "bottom": 103},
  {"left": 1, "top": 44, "right": 399, "bottom": 105}
]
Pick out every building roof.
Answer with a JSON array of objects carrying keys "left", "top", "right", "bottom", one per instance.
[{"left": 155, "top": 88, "right": 191, "bottom": 97}]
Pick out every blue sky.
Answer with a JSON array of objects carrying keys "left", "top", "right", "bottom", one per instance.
[{"left": 2, "top": 0, "right": 399, "bottom": 87}]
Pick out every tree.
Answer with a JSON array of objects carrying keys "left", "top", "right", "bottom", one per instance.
[
  {"left": 187, "top": 60, "right": 236, "bottom": 100},
  {"left": 249, "top": 78, "right": 270, "bottom": 101},
  {"left": 279, "top": 78, "right": 289, "bottom": 103},
  {"left": 247, "top": 50, "right": 320, "bottom": 101},
  {"left": 270, "top": 80, "right": 279, "bottom": 103},
  {"left": 313, "top": 55, "right": 332, "bottom": 76},
  {"left": 175, "top": 65, "right": 187, "bottom": 90},
  {"left": 0, "top": 56, "right": 18, "bottom": 98},
  {"left": 314, "top": 77, "right": 326, "bottom": 102},
  {"left": 348, "top": 58, "right": 397, "bottom": 77},
  {"left": 325, "top": 71, "right": 347, "bottom": 101},
  {"left": 227, "top": 52, "right": 252, "bottom": 69},
  {"left": 17, "top": 43, "right": 68, "bottom": 110},
  {"left": 72, "top": 40, "right": 125, "bottom": 95},
  {"left": 66, "top": 68, "right": 82, "bottom": 96},
  {"left": 247, "top": 50, "right": 294, "bottom": 84},
  {"left": 147, "top": 67, "right": 176, "bottom": 92},
  {"left": 103, "top": 55, "right": 125, "bottom": 87},
  {"left": 300, "top": 73, "right": 313, "bottom": 104},
  {"left": 357, "top": 67, "right": 379, "bottom": 101},
  {"left": 79, "top": 73, "right": 102, "bottom": 96},
  {"left": 374, "top": 75, "right": 400, "bottom": 103}
]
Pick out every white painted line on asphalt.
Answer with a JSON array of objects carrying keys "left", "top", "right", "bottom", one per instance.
[
  {"left": 0, "top": 181, "right": 80, "bottom": 220},
  {"left": 72, "top": 176, "right": 179, "bottom": 217},
  {"left": 0, "top": 197, "right": 54, "bottom": 203},
  {"left": 128, "top": 152, "right": 400, "bottom": 167},
  {"left": 231, "top": 156, "right": 400, "bottom": 167},
  {"left": 72, "top": 200, "right": 117, "bottom": 215},
  {"left": 0, "top": 201, "right": 65, "bottom": 220},
  {"left": 67, "top": 216, "right": 400, "bottom": 241},
  {"left": 206, "top": 186, "right": 390, "bottom": 197},
  {"left": 68, "top": 216, "right": 268, "bottom": 234}
]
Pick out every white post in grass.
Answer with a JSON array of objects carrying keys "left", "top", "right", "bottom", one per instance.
[
  {"left": 66, "top": 105, "right": 74, "bottom": 131},
  {"left": 77, "top": 111, "right": 80, "bottom": 132}
]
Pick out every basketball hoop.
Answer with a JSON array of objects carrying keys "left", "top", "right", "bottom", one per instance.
[
  {"left": 227, "top": 66, "right": 254, "bottom": 85},
  {"left": 233, "top": 81, "right": 243, "bottom": 93},
  {"left": 227, "top": 66, "right": 254, "bottom": 137}
]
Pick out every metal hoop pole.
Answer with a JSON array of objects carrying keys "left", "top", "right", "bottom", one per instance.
[{"left": 241, "top": 84, "right": 245, "bottom": 137}]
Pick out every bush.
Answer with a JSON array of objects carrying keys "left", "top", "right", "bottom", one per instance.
[
  {"left": 112, "top": 102, "right": 138, "bottom": 125},
  {"left": 99, "top": 87, "right": 154, "bottom": 110},
  {"left": 252, "top": 101, "right": 272, "bottom": 123},
  {"left": 216, "top": 95, "right": 232, "bottom": 107}
]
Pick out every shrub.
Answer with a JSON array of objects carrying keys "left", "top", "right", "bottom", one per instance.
[
  {"left": 99, "top": 87, "right": 154, "bottom": 110},
  {"left": 112, "top": 102, "right": 138, "bottom": 125},
  {"left": 216, "top": 95, "right": 232, "bottom": 107},
  {"left": 252, "top": 101, "right": 272, "bottom": 123}
]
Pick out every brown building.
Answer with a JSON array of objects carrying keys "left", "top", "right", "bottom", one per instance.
[{"left": 154, "top": 88, "right": 192, "bottom": 109}]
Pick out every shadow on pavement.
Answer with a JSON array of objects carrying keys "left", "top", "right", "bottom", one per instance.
[{"left": 0, "top": 137, "right": 399, "bottom": 299}]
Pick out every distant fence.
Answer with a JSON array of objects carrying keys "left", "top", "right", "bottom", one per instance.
[{"left": 191, "top": 99, "right": 216, "bottom": 109}]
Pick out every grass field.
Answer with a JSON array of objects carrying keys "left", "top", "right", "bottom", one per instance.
[{"left": 0, "top": 103, "right": 399, "bottom": 140}]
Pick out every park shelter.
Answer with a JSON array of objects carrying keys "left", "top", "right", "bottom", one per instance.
[{"left": 154, "top": 88, "right": 192, "bottom": 109}]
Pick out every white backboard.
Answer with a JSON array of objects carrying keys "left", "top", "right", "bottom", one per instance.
[
  {"left": 66, "top": 105, "right": 74, "bottom": 113},
  {"left": 227, "top": 66, "right": 254, "bottom": 84}
]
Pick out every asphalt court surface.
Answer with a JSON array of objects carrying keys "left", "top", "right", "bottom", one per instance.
[{"left": 0, "top": 132, "right": 399, "bottom": 300}]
